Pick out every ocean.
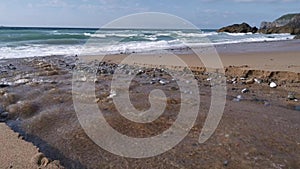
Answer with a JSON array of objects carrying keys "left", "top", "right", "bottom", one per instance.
[{"left": 0, "top": 27, "right": 295, "bottom": 59}]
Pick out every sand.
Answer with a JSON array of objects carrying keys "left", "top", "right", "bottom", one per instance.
[
  {"left": 0, "top": 40, "right": 299, "bottom": 168},
  {"left": 0, "top": 124, "right": 63, "bottom": 169}
]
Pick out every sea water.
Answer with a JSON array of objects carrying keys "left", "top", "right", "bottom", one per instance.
[{"left": 0, "top": 27, "right": 295, "bottom": 58}]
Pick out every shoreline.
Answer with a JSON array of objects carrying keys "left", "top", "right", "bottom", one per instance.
[{"left": 0, "top": 38, "right": 299, "bottom": 60}]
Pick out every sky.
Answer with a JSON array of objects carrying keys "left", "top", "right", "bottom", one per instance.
[{"left": 0, "top": 0, "right": 299, "bottom": 29}]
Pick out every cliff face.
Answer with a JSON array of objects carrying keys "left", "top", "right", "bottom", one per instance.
[{"left": 259, "top": 13, "right": 300, "bottom": 35}]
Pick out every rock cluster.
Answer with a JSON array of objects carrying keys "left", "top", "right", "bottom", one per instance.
[
  {"left": 218, "top": 13, "right": 300, "bottom": 37},
  {"left": 217, "top": 22, "right": 258, "bottom": 33},
  {"left": 259, "top": 13, "right": 300, "bottom": 35}
]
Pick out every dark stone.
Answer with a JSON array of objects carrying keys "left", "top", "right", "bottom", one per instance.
[
  {"left": 0, "top": 112, "right": 8, "bottom": 119},
  {"left": 0, "top": 105, "right": 5, "bottom": 113},
  {"left": 294, "top": 34, "right": 300, "bottom": 39},
  {"left": 217, "top": 22, "right": 258, "bottom": 33},
  {"left": 7, "top": 64, "right": 16, "bottom": 70},
  {"left": 223, "top": 160, "right": 229, "bottom": 167},
  {"left": 0, "top": 83, "right": 10, "bottom": 88}
]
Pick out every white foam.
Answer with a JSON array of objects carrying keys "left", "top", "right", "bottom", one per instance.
[{"left": 84, "top": 33, "right": 106, "bottom": 38}]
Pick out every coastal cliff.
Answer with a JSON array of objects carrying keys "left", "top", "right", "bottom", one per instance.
[
  {"left": 218, "top": 13, "right": 300, "bottom": 37},
  {"left": 259, "top": 13, "right": 300, "bottom": 35}
]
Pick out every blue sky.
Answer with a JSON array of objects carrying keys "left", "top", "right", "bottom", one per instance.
[{"left": 0, "top": 0, "right": 299, "bottom": 28}]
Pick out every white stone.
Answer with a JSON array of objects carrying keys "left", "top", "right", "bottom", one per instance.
[
  {"left": 107, "top": 90, "right": 117, "bottom": 98},
  {"left": 241, "top": 88, "right": 249, "bottom": 93},
  {"left": 14, "top": 79, "right": 30, "bottom": 85},
  {"left": 269, "top": 82, "right": 277, "bottom": 88}
]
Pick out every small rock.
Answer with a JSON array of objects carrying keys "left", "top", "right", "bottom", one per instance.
[
  {"left": 107, "top": 90, "right": 117, "bottom": 99},
  {"left": 254, "top": 78, "right": 262, "bottom": 84},
  {"left": 269, "top": 82, "right": 277, "bottom": 88},
  {"left": 185, "top": 80, "right": 192, "bottom": 84},
  {"left": 233, "top": 95, "right": 242, "bottom": 102},
  {"left": 137, "top": 69, "right": 144, "bottom": 75},
  {"left": 80, "top": 76, "right": 87, "bottom": 82},
  {"left": 170, "top": 86, "right": 179, "bottom": 91},
  {"left": 14, "top": 79, "right": 30, "bottom": 85},
  {"left": 7, "top": 64, "right": 16, "bottom": 70},
  {"left": 287, "top": 92, "right": 296, "bottom": 100},
  {"left": 241, "top": 88, "right": 249, "bottom": 93},
  {"left": 0, "top": 105, "right": 5, "bottom": 113},
  {"left": 0, "top": 112, "right": 8, "bottom": 119},
  {"left": 94, "top": 98, "right": 100, "bottom": 103},
  {"left": 264, "top": 101, "right": 270, "bottom": 106},
  {"left": 245, "top": 78, "right": 254, "bottom": 84},
  {"left": 159, "top": 79, "right": 169, "bottom": 85},
  {"left": 223, "top": 160, "right": 229, "bottom": 167},
  {"left": 231, "top": 77, "right": 237, "bottom": 82},
  {"left": 31, "top": 153, "right": 49, "bottom": 167},
  {"left": 233, "top": 98, "right": 240, "bottom": 102},
  {"left": 0, "top": 82, "right": 12, "bottom": 88}
]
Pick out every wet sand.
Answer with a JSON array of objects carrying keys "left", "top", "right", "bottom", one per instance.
[{"left": 0, "top": 40, "right": 299, "bottom": 168}]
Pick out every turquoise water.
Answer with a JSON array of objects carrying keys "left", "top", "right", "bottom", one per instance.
[{"left": 0, "top": 27, "right": 295, "bottom": 58}]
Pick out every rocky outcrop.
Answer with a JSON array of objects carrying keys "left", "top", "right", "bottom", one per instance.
[
  {"left": 259, "top": 13, "right": 300, "bottom": 34},
  {"left": 217, "top": 22, "right": 258, "bottom": 33}
]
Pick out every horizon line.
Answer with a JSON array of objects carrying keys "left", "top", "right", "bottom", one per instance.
[{"left": 0, "top": 25, "right": 218, "bottom": 30}]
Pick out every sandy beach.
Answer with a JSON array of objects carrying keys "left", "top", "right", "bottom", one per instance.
[{"left": 0, "top": 40, "right": 299, "bottom": 168}]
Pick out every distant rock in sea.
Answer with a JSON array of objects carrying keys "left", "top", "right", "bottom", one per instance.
[
  {"left": 217, "top": 22, "right": 258, "bottom": 33},
  {"left": 259, "top": 13, "right": 300, "bottom": 35}
]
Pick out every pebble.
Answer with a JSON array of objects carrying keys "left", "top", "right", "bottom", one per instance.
[
  {"left": 254, "top": 78, "right": 262, "bottom": 84},
  {"left": 264, "top": 101, "right": 270, "bottom": 106},
  {"left": 31, "top": 152, "right": 49, "bottom": 167},
  {"left": 7, "top": 64, "right": 16, "bottom": 70},
  {"left": 159, "top": 79, "right": 169, "bottom": 85},
  {"left": 269, "top": 82, "right": 277, "bottom": 88},
  {"left": 245, "top": 78, "right": 254, "bottom": 84},
  {"left": 14, "top": 79, "right": 30, "bottom": 85},
  {"left": 0, "top": 111, "right": 8, "bottom": 119},
  {"left": 241, "top": 88, "right": 249, "bottom": 93},
  {"left": 137, "top": 69, "right": 144, "bottom": 75},
  {"left": 287, "top": 92, "right": 296, "bottom": 100},
  {"left": 223, "top": 160, "right": 229, "bottom": 167},
  {"left": 107, "top": 90, "right": 117, "bottom": 98},
  {"left": 0, "top": 105, "right": 5, "bottom": 113},
  {"left": 185, "top": 80, "right": 192, "bottom": 84},
  {"left": 233, "top": 95, "right": 242, "bottom": 102},
  {"left": 0, "top": 81, "right": 13, "bottom": 88}
]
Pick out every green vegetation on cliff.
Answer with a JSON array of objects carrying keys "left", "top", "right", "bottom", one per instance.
[{"left": 275, "top": 13, "right": 300, "bottom": 22}]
